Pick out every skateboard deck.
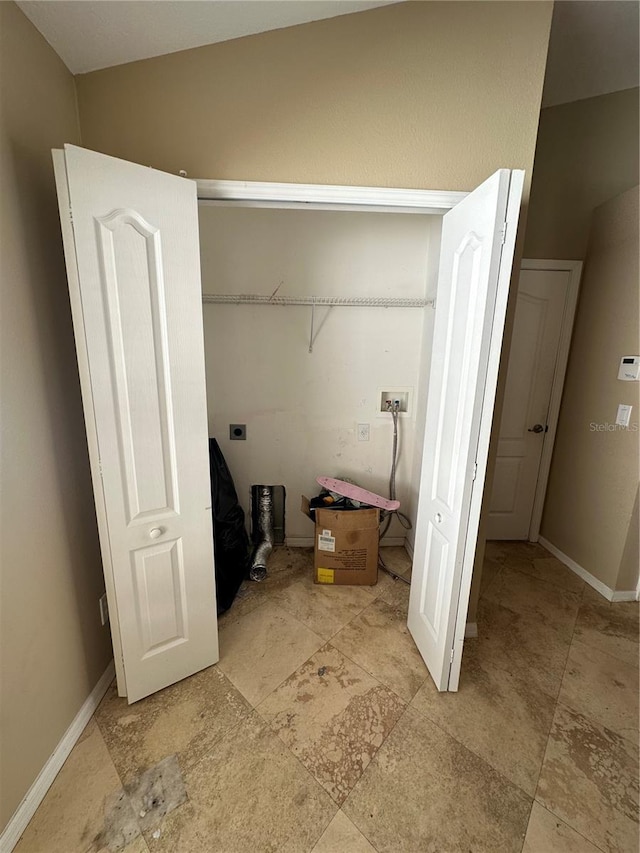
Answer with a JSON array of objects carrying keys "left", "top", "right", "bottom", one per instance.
[{"left": 316, "top": 476, "right": 400, "bottom": 511}]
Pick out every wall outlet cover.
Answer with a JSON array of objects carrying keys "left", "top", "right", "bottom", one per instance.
[{"left": 229, "top": 424, "right": 247, "bottom": 440}]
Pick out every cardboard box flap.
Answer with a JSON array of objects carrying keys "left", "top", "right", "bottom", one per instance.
[
  {"left": 316, "top": 507, "right": 379, "bottom": 530},
  {"left": 301, "top": 494, "right": 313, "bottom": 521}
]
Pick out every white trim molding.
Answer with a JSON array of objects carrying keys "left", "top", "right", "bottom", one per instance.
[
  {"left": 195, "top": 178, "right": 468, "bottom": 214},
  {"left": 522, "top": 259, "right": 583, "bottom": 543},
  {"left": 538, "top": 537, "right": 638, "bottom": 602},
  {"left": 0, "top": 661, "right": 115, "bottom": 853}
]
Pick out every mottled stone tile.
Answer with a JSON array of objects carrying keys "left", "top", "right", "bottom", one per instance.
[
  {"left": 477, "top": 598, "right": 571, "bottom": 699},
  {"left": 311, "top": 811, "right": 377, "bottom": 853},
  {"left": 14, "top": 720, "right": 147, "bottom": 853},
  {"left": 502, "top": 541, "right": 553, "bottom": 562},
  {"left": 411, "top": 643, "right": 555, "bottom": 796},
  {"left": 270, "top": 574, "right": 375, "bottom": 641},
  {"left": 510, "top": 556, "right": 586, "bottom": 595},
  {"left": 377, "top": 546, "right": 412, "bottom": 577},
  {"left": 218, "top": 546, "right": 312, "bottom": 626},
  {"left": 331, "top": 598, "right": 428, "bottom": 703},
  {"left": 574, "top": 595, "right": 639, "bottom": 667},
  {"left": 343, "top": 706, "right": 532, "bottom": 853},
  {"left": 484, "top": 540, "right": 510, "bottom": 561},
  {"left": 559, "top": 639, "right": 639, "bottom": 745},
  {"left": 96, "top": 666, "right": 251, "bottom": 785},
  {"left": 523, "top": 802, "right": 602, "bottom": 853},
  {"left": 374, "top": 569, "right": 411, "bottom": 611},
  {"left": 259, "top": 645, "right": 405, "bottom": 804},
  {"left": 269, "top": 545, "right": 315, "bottom": 573},
  {"left": 217, "top": 600, "right": 324, "bottom": 705},
  {"left": 537, "top": 703, "right": 639, "bottom": 853},
  {"left": 483, "top": 566, "right": 582, "bottom": 641},
  {"left": 479, "top": 556, "right": 502, "bottom": 596},
  {"left": 125, "top": 755, "right": 187, "bottom": 834},
  {"left": 144, "top": 710, "right": 336, "bottom": 853}
]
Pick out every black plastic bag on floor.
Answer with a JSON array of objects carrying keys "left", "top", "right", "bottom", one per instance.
[{"left": 208, "top": 438, "right": 249, "bottom": 614}]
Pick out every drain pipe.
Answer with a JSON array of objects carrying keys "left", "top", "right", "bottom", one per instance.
[{"left": 249, "top": 485, "right": 274, "bottom": 581}]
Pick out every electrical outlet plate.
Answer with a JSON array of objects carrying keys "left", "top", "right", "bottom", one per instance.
[
  {"left": 357, "top": 423, "right": 370, "bottom": 441},
  {"left": 229, "top": 424, "right": 246, "bottom": 440},
  {"left": 377, "top": 387, "right": 413, "bottom": 417}
]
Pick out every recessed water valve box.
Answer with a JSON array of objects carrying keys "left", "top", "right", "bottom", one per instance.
[{"left": 378, "top": 389, "right": 412, "bottom": 415}]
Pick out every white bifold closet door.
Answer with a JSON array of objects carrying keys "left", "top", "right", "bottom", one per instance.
[
  {"left": 53, "top": 144, "right": 218, "bottom": 704},
  {"left": 408, "top": 169, "right": 524, "bottom": 692}
]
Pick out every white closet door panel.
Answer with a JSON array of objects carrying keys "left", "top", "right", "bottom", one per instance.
[
  {"left": 56, "top": 144, "right": 218, "bottom": 703},
  {"left": 409, "top": 169, "right": 523, "bottom": 691}
]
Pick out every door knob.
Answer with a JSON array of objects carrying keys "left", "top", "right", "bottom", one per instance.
[
  {"left": 435, "top": 512, "right": 443, "bottom": 524},
  {"left": 149, "top": 527, "right": 163, "bottom": 539},
  {"left": 528, "top": 424, "right": 545, "bottom": 433}
]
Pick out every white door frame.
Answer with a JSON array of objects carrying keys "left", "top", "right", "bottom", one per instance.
[
  {"left": 520, "top": 259, "right": 582, "bottom": 541},
  {"left": 196, "top": 179, "right": 468, "bottom": 213}
]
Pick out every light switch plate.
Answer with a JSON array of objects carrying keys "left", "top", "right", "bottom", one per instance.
[{"left": 616, "top": 404, "right": 632, "bottom": 427}]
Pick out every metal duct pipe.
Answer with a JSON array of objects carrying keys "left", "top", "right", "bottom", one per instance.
[{"left": 249, "top": 485, "right": 274, "bottom": 581}]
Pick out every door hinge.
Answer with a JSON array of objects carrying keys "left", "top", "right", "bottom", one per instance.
[
  {"left": 450, "top": 648, "right": 455, "bottom": 664},
  {"left": 98, "top": 459, "right": 104, "bottom": 477},
  {"left": 472, "top": 461, "right": 478, "bottom": 481},
  {"left": 500, "top": 221, "right": 507, "bottom": 245}
]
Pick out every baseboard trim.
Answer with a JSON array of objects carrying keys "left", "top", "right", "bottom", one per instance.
[
  {"left": 538, "top": 537, "right": 637, "bottom": 602},
  {"left": 0, "top": 660, "right": 115, "bottom": 853},
  {"left": 464, "top": 622, "right": 478, "bottom": 638}
]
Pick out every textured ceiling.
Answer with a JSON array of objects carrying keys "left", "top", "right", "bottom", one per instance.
[{"left": 17, "top": 0, "right": 401, "bottom": 75}]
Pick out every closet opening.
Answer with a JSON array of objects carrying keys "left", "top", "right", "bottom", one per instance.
[{"left": 196, "top": 196, "right": 445, "bottom": 556}]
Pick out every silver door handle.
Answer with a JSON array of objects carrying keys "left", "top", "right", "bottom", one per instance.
[{"left": 528, "top": 424, "right": 545, "bottom": 433}]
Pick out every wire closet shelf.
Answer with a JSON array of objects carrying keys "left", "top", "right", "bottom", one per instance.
[{"left": 201, "top": 294, "right": 433, "bottom": 308}]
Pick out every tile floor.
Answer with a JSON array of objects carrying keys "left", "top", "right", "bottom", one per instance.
[{"left": 15, "top": 542, "right": 639, "bottom": 853}]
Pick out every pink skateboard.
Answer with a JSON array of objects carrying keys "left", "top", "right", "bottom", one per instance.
[{"left": 316, "top": 476, "right": 400, "bottom": 512}]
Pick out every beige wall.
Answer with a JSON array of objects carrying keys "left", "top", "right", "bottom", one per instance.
[
  {"left": 525, "top": 87, "right": 640, "bottom": 260},
  {"left": 76, "top": 1, "right": 552, "bottom": 192},
  {"left": 0, "top": 3, "right": 112, "bottom": 829},
  {"left": 541, "top": 186, "right": 639, "bottom": 592}
]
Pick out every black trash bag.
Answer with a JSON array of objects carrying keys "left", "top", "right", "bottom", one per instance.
[{"left": 208, "top": 438, "right": 249, "bottom": 614}]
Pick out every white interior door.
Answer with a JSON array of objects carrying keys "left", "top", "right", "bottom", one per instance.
[
  {"left": 487, "top": 268, "right": 571, "bottom": 540},
  {"left": 53, "top": 144, "right": 218, "bottom": 703},
  {"left": 408, "top": 169, "right": 524, "bottom": 691}
]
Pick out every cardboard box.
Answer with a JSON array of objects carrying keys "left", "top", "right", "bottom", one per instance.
[{"left": 301, "top": 496, "right": 379, "bottom": 585}]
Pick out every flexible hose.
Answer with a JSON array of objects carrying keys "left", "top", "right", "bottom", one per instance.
[
  {"left": 249, "top": 485, "right": 274, "bottom": 581},
  {"left": 379, "top": 407, "right": 412, "bottom": 538},
  {"left": 378, "top": 405, "right": 412, "bottom": 584}
]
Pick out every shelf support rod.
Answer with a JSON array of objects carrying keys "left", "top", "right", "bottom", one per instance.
[{"left": 309, "top": 298, "right": 316, "bottom": 354}]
